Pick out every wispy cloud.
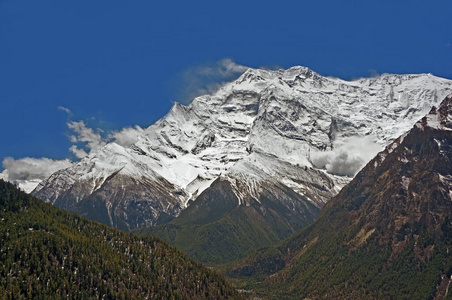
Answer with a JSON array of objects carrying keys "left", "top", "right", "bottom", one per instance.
[
  {"left": 58, "top": 106, "right": 73, "bottom": 116},
  {"left": 194, "top": 58, "right": 249, "bottom": 77},
  {"left": 66, "top": 121, "right": 146, "bottom": 157},
  {"left": 108, "top": 125, "right": 144, "bottom": 147},
  {"left": 1, "top": 106, "right": 147, "bottom": 191},
  {"left": 368, "top": 69, "right": 380, "bottom": 78},
  {"left": 67, "top": 120, "right": 107, "bottom": 158},
  {"left": 59, "top": 105, "right": 146, "bottom": 156},
  {"left": 173, "top": 58, "right": 249, "bottom": 104}
]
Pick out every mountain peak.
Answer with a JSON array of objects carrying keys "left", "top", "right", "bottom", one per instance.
[
  {"left": 32, "top": 67, "right": 452, "bottom": 231},
  {"left": 235, "top": 65, "right": 320, "bottom": 83},
  {"left": 234, "top": 68, "right": 270, "bottom": 84},
  {"left": 285, "top": 65, "right": 319, "bottom": 77}
]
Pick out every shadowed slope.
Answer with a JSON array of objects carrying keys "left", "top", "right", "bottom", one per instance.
[
  {"left": 136, "top": 178, "right": 319, "bottom": 264},
  {"left": 225, "top": 95, "right": 452, "bottom": 299}
]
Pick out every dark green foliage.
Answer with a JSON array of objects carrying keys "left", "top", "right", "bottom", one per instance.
[
  {"left": 0, "top": 180, "right": 243, "bottom": 299},
  {"left": 136, "top": 180, "right": 319, "bottom": 265},
  {"left": 226, "top": 215, "right": 452, "bottom": 299}
]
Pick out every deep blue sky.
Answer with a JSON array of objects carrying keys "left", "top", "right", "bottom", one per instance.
[{"left": 1, "top": 0, "right": 452, "bottom": 165}]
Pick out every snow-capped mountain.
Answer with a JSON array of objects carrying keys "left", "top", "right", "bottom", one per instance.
[
  {"left": 226, "top": 95, "right": 452, "bottom": 299},
  {"left": 32, "top": 66, "right": 452, "bottom": 231}
]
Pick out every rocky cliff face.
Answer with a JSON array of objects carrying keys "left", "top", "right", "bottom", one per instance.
[
  {"left": 226, "top": 95, "right": 452, "bottom": 299},
  {"left": 33, "top": 66, "right": 452, "bottom": 231},
  {"left": 328, "top": 94, "right": 452, "bottom": 255}
]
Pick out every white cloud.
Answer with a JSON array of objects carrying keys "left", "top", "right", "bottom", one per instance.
[
  {"left": 1, "top": 157, "right": 72, "bottom": 181},
  {"left": 0, "top": 107, "right": 146, "bottom": 191},
  {"left": 196, "top": 58, "right": 249, "bottom": 77},
  {"left": 69, "top": 145, "right": 88, "bottom": 159},
  {"left": 0, "top": 157, "right": 73, "bottom": 192},
  {"left": 108, "top": 125, "right": 144, "bottom": 147},
  {"left": 58, "top": 106, "right": 73, "bottom": 116},
  {"left": 175, "top": 58, "right": 249, "bottom": 104},
  {"left": 67, "top": 120, "right": 107, "bottom": 158},
  {"left": 65, "top": 121, "right": 145, "bottom": 156},
  {"left": 311, "top": 136, "right": 383, "bottom": 177}
]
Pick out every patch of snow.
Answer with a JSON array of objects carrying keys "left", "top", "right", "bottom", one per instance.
[
  {"left": 401, "top": 176, "right": 410, "bottom": 190},
  {"left": 426, "top": 113, "right": 442, "bottom": 129},
  {"left": 387, "top": 141, "right": 399, "bottom": 154}
]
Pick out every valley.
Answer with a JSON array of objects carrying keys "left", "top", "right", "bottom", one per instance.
[{"left": 3, "top": 67, "right": 452, "bottom": 299}]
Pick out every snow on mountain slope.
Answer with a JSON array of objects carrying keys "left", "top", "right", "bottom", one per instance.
[
  {"left": 32, "top": 66, "right": 452, "bottom": 230},
  {"left": 226, "top": 95, "right": 452, "bottom": 299}
]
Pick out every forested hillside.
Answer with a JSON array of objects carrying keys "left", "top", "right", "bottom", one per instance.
[{"left": 0, "top": 179, "right": 242, "bottom": 299}]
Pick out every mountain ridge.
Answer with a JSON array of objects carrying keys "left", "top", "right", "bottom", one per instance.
[
  {"left": 32, "top": 66, "right": 452, "bottom": 232},
  {"left": 224, "top": 94, "right": 452, "bottom": 299}
]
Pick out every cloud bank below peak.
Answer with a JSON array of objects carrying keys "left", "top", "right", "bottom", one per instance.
[
  {"left": 0, "top": 157, "right": 73, "bottom": 193},
  {"left": 1, "top": 107, "right": 146, "bottom": 192},
  {"left": 311, "top": 136, "right": 383, "bottom": 177}
]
